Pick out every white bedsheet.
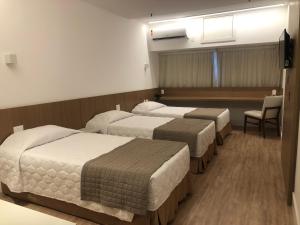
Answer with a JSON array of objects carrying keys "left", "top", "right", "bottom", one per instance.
[
  {"left": 134, "top": 106, "right": 230, "bottom": 132},
  {"left": 107, "top": 115, "right": 215, "bottom": 158},
  {"left": 15, "top": 133, "right": 189, "bottom": 222}
]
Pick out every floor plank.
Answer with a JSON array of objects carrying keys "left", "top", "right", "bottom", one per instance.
[
  {"left": 0, "top": 130, "right": 296, "bottom": 225},
  {"left": 173, "top": 130, "right": 295, "bottom": 225}
]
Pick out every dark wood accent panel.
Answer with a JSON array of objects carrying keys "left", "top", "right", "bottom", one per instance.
[
  {"left": 160, "top": 96, "right": 265, "bottom": 102},
  {"left": 159, "top": 87, "right": 281, "bottom": 103},
  {"left": 0, "top": 100, "right": 82, "bottom": 144},
  {"left": 79, "top": 89, "right": 159, "bottom": 125},
  {"left": 0, "top": 88, "right": 159, "bottom": 144},
  {"left": 0, "top": 109, "right": 13, "bottom": 144},
  {"left": 281, "top": 1, "right": 300, "bottom": 205}
]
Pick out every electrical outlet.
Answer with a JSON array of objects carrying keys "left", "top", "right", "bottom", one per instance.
[
  {"left": 116, "top": 104, "right": 121, "bottom": 111},
  {"left": 13, "top": 125, "right": 24, "bottom": 133},
  {"left": 161, "top": 89, "right": 165, "bottom": 95}
]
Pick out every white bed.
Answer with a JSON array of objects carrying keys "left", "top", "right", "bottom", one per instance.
[
  {"left": 85, "top": 111, "right": 215, "bottom": 158},
  {"left": 0, "top": 125, "right": 189, "bottom": 222},
  {"left": 132, "top": 102, "right": 230, "bottom": 133}
]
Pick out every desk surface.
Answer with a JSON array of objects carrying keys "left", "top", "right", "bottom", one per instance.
[
  {"left": 0, "top": 200, "right": 76, "bottom": 225},
  {"left": 159, "top": 96, "right": 265, "bottom": 102}
]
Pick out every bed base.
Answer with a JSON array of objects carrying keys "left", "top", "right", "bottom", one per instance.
[
  {"left": 190, "top": 141, "right": 217, "bottom": 174},
  {"left": 216, "top": 122, "right": 232, "bottom": 145},
  {"left": 1, "top": 173, "right": 191, "bottom": 225}
]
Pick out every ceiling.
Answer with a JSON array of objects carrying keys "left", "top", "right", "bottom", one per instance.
[{"left": 83, "top": 0, "right": 286, "bottom": 21}]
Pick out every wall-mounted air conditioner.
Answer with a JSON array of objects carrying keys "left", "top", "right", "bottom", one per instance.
[{"left": 151, "top": 27, "right": 186, "bottom": 40}]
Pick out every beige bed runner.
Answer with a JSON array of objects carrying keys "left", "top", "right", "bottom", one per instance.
[
  {"left": 153, "top": 118, "right": 213, "bottom": 156},
  {"left": 81, "top": 138, "right": 186, "bottom": 216},
  {"left": 184, "top": 108, "right": 226, "bottom": 121}
]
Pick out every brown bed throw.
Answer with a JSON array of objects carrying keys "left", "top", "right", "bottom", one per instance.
[
  {"left": 153, "top": 118, "right": 213, "bottom": 156},
  {"left": 81, "top": 138, "right": 186, "bottom": 216},
  {"left": 184, "top": 108, "right": 226, "bottom": 121}
]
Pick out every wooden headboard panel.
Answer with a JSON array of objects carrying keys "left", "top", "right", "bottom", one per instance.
[
  {"left": 79, "top": 89, "right": 159, "bottom": 125},
  {"left": 0, "top": 88, "right": 159, "bottom": 144}
]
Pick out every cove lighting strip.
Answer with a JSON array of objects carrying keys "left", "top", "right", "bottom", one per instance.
[{"left": 148, "top": 3, "right": 287, "bottom": 24}]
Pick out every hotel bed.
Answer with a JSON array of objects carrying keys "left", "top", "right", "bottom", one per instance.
[
  {"left": 0, "top": 125, "right": 190, "bottom": 225},
  {"left": 85, "top": 110, "right": 216, "bottom": 173},
  {"left": 132, "top": 101, "right": 232, "bottom": 145}
]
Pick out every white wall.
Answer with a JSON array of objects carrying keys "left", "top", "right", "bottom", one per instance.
[
  {"left": 0, "top": 0, "right": 157, "bottom": 109},
  {"left": 148, "top": 6, "right": 288, "bottom": 52}
]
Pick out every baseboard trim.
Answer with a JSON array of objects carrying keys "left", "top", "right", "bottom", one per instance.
[{"left": 293, "top": 193, "right": 300, "bottom": 225}]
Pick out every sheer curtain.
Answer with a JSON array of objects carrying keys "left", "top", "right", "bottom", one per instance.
[
  {"left": 219, "top": 44, "right": 281, "bottom": 87},
  {"left": 159, "top": 50, "right": 213, "bottom": 87}
]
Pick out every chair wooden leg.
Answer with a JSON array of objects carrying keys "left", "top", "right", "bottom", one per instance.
[
  {"left": 244, "top": 116, "right": 247, "bottom": 133},
  {"left": 277, "top": 117, "right": 281, "bottom": 137},
  {"left": 258, "top": 120, "right": 262, "bottom": 132},
  {"left": 262, "top": 120, "right": 266, "bottom": 138}
]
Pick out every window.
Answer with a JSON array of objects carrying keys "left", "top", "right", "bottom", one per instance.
[
  {"left": 212, "top": 50, "right": 221, "bottom": 87},
  {"left": 159, "top": 43, "right": 281, "bottom": 88},
  {"left": 219, "top": 44, "right": 281, "bottom": 87},
  {"left": 159, "top": 50, "right": 213, "bottom": 88}
]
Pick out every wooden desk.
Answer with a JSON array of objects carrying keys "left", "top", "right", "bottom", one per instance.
[
  {"left": 0, "top": 200, "right": 76, "bottom": 225},
  {"left": 158, "top": 87, "right": 281, "bottom": 104},
  {"left": 159, "top": 96, "right": 265, "bottom": 102}
]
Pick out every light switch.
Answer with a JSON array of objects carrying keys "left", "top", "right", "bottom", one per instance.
[
  {"left": 4, "top": 53, "right": 17, "bottom": 65},
  {"left": 144, "top": 64, "right": 149, "bottom": 72}
]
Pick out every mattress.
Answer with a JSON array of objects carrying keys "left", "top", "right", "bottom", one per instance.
[
  {"left": 135, "top": 106, "right": 230, "bottom": 132},
  {"left": 18, "top": 133, "right": 190, "bottom": 222},
  {"left": 107, "top": 115, "right": 216, "bottom": 158}
]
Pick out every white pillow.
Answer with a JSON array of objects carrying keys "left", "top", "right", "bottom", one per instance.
[
  {"left": 1, "top": 125, "right": 79, "bottom": 152},
  {"left": 132, "top": 101, "right": 166, "bottom": 114},
  {"left": 86, "top": 110, "right": 133, "bottom": 134}
]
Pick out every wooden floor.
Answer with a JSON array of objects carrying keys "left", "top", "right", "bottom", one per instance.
[{"left": 0, "top": 130, "right": 296, "bottom": 225}]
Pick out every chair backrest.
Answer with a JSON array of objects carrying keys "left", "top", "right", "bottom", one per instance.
[{"left": 262, "top": 95, "right": 283, "bottom": 119}]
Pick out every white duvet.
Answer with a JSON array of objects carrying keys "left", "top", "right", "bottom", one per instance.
[
  {"left": 133, "top": 106, "right": 230, "bottom": 132},
  {"left": 107, "top": 115, "right": 216, "bottom": 158},
  {"left": 0, "top": 126, "right": 189, "bottom": 222}
]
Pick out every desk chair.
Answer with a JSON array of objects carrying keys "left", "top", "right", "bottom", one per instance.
[{"left": 244, "top": 96, "right": 283, "bottom": 138}]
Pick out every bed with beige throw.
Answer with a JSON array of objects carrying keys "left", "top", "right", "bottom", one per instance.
[
  {"left": 132, "top": 101, "right": 232, "bottom": 145},
  {"left": 86, "top": 110, "right": 216, "bottom": 173},
  {"left": 0, "top": 125, "right": 190, "bottom": 225}
]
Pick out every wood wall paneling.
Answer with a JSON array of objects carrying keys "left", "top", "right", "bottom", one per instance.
[
  {"left": 281, "top": 0, "right": 300, "bottom": 205},
  {"left": 0, "top": 109, "right": 12, "bottom": 143},
  {"left": 60, "top": 100, "right": 82, "bottom": 129},
  {"left": 79, "top": 89, "right": 159, "bottom": 125},
  {"left": 0, "top": 89, "right": 159, "bottom": 144},
  {"left": 80, "top": 97, "right": 97, "bottom": 126}
]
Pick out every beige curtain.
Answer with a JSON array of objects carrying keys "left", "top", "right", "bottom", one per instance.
[
  {"left": 159, "top": 50, "right": 213, "bottom": 87},
  {"left": 219, "top": 44, "right": 281, "bottom": 87}
]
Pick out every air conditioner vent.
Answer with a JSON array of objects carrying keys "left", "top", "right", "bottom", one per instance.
[{"left": 151, "top": 27, "right": 186, "bottom": 40}]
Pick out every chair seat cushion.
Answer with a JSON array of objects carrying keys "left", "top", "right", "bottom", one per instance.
[{"left": 244, "top": 110, "right": 262, "bottom": 119}]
